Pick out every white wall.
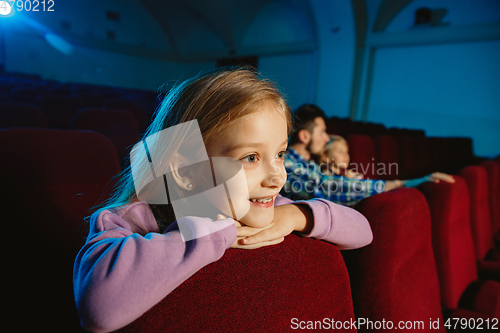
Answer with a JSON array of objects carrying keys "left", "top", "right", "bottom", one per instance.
[
  {"left": 365, "top": 0, "right": 500, "bottom": 157},
  {"left": 309, "top": 0, "right": 356, "bottom": 117}
]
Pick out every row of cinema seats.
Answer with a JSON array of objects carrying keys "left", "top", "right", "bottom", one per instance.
[
  {"left": 345, "top": 159, "right": 500, "bottom": 331},
  {"left": 0, "top": 100, "right": 477, "bottom": 178},
  {"left": 3, "top": 125, "right": 499, "bottom": 332},
  {"left": 0, "top": 73, "right": 159, "bottom": 133}
]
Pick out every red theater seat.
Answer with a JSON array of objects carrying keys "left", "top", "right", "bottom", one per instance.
[
  {"left": 347, "top": 134, "right": 377, "bottom": 179},
  {"left": 344, "top": 188, "right": 445, "bottom": 332},
  {"left": 0, "top": 128, "right": 120, "bottom": 331},
  {"left": 427, "top": 137, "right": 449, "bottom": 172},
  {"left": 35, "top": 94, "right": 87, "bottom": 128},
  {"left": 325, "top": 117, "right": 341, "bottom": 135},
  {"left": 481, "top": 161, "right": 500, "bottom": 235},
  {"left": 11, "top": 87, "right": 43, "bottom": 103},
  {"left": 364, "top": 122, "right": 387, "bottom": 137},
  {"left": 118, "top": 234, "right": 356, "bottom": 332},
  {"left": 0, "top": 103, "right": 47, "bottom": 128},
  {"left": 460, "top": 166, "right": 500, "bottom": 279},
  {"left": 397, "top": 136, "right": 420, "bottom": 179},
  {"left": 460, "top": 166, "right": 495, "bottom": 260},
  {"left": 374, "top": 135, "right": 399, "bottom": 180},
  {"left": 419, "top": 178, "right": 500, "bottom": 317},
  {"left": 72, "top": 108, "right": 140, "bottom": 164},
  {"left": 103, "top": 99, "right": 150, "bottom": 133}
]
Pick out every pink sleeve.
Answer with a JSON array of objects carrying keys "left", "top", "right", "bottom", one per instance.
[
  {"left": 275, "top": 195, "right": 373, "bottom": 250},
  {"left": 73, "top": 202, "right": 237, "bottom": 332}
]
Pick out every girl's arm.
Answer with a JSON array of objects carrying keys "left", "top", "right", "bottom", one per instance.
[
  {"left": 239, "top": 195, "right": 372, "bottom": 250},
  {"left": 74, "top": 202, "right": 236, "bottom": 333}
]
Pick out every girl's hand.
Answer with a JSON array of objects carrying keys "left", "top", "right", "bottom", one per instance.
[
  {"left": 231, "top": 204, "right": 313, "bottom": 249},
  {"left": 428, "top": 172, "right": 455, "bottom": 184},
  {"left": 223, "top": 214, "right": 284, "bottom": 249}
]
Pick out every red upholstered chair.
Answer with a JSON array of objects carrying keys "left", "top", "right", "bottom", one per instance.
[
  {"left": 325, "top": 117, "right": 341, "bottom": 135},
  {"left": 419, "top": 178, "right": 500, "bottom": 317},
  {"left": 460, "top": 166, "right": 495, "bottom": 259},
  {"left": 344, "top": 188, "right": 445, "bottom": 332},
  {"left": 460, "top": 166, "right": 500, "bottom": 280},
  {"left": 426, "top": 137, "right": 449, "bottom": 172},
  {"left": 481, "top": 161, "right": 500, "bottom": 235},
  {"left": 374, "top": 135, "right": 400, "bottom": 180},
  {"left": 415, "top": 136, "right": 431, "bottom": 177},
  {"left": 11, "top": 87, "right": 42, "bottom": 103},
  {"left": 364, "top": 123, "right": 387, "bottom": 137},
  {"left": 71, "top": 108, "right": 141, "bottom": 165},
  {"left": 0, "top": 128, "right": 120, "bottom": 331},
  {"left": 0, "top": 103, "right": 47, "bottom": 128},
  {"left": 449, "top": 137, "right": 474, "bottom": 168},
  {"left": 35, "top": 94, "right": 87, "bottom": 128},
  {"left": 397, "top": 136, "right": 420, "bottom": 179},
  {"left": 117, "top": 234, "right": 356, "bottom": 332},
  {"left": 347, "top": 134, "right": 377, "bottom": 179},
  {"left": 103, "top": 99, "right": 150, "bottom": 133}
]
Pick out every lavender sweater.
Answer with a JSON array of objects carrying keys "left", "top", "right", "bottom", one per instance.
[{"left": 73, "top": 195, "right": 372, "bottom": 332}]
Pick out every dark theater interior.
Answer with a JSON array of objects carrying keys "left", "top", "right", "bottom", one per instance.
[{"left": 1, "top": 0, "right": 499, "bottom": 332}]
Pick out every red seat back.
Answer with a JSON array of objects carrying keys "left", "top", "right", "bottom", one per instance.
[
  {"left": 419, "top": 178, "right": 478, "bottom": 309},
  {"left": 103, "top": 99, "right": 150, "bottom": 133},
  {"left": 374, "top": 135, "right": 399, "bottom": 180},
  {"left": 0, "top": 128, "right": 120, "bottom": 255},
  {"left": 72, "top": 108, "right": 140, "bottom": 164},
  {"left": 460, "top": 166, "right": 494, "bottom": 261},
  {"left": 325, "top": 117, "right": 341, "bottom": 135},
  {"left": 345, "top": 188, "right": 444, "bottom": 332},
  {"left": 481, "top": 161, "right": 500, "bottom": 234},
  {"left": 347, "top": 134, "right": 377, "bottom": 179},
  {"left": 397, "top": 136, "right": 420, "bottom": 179},
  {"left": 36, "top": 94, "right": 87, "bottom": 128},
  {"left": 118, "top": 234, "right": 356, "bottom": 332},
  {"left": 0, "top": 128, "right": 120, "bottom": 330},
  {"left": 0, "top": 103, "right": 47, "bottom": 128}
]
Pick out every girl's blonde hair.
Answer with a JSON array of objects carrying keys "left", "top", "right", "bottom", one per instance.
[{"left": 94, "top": 67, "right": 291, "bottom": 230}]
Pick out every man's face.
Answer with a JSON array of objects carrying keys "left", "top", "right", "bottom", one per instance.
[{"left": 307, "top": 117, "right": 330, "bottom": 155}]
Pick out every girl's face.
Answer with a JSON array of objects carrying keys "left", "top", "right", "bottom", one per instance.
[
  {"left": 205, "top": 103, "right": 288, "bottom": 228},
  {"left": 328, "top": 141, "right": 350, "bottom": 169}
]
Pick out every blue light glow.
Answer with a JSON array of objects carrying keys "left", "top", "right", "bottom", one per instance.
[{"left": 44, "top": 33, "right": 74, "bottom": 55}]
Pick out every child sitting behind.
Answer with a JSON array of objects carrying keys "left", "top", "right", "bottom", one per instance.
[
  {"left": 320, "top": 134, "right": 455, "bottom": 191},
  {"left": 320, "top": 135, "right": 363, "bottom": 179}
]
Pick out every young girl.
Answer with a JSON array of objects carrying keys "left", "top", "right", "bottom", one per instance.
[
  {"left": 320, "top": 135, "right": 364, "bottom": 179},
  {"left": 320, "top": 134, "right": 455, "bottom": 191},
  {"left": 73, "top": 68, "right": 373, "bottom": 332}
]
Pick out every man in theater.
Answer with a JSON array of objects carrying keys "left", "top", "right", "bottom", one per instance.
[{"left": 280, "top": 104, "right": 453, "bottom": 206}]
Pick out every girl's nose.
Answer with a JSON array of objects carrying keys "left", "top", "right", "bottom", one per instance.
[{"left": 262, "top": 160, "right": 285, "bottom": 188}]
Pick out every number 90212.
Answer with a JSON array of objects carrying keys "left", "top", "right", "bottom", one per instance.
[{"left": 14, "top": 0, "right": 54, "bottom": 12}]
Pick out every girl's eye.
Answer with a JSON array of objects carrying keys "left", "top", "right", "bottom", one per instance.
[
  {"left": 276, "top": 151, "right": 286, "bottom": 159},
  {"left": 241, "top": 154, "right": 258, "bottom": 163}
]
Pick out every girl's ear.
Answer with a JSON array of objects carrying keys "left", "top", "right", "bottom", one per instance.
[
  {"left": 170, "top": 154, "right": 194, "bottom": 191},
  {"left": 297, "top": 129, "right": 311, "bottom": 145}
]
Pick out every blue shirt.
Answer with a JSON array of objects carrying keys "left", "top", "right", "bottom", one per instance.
[{"left": 280, "top": 148, "right": 386, "bottom": 206}]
